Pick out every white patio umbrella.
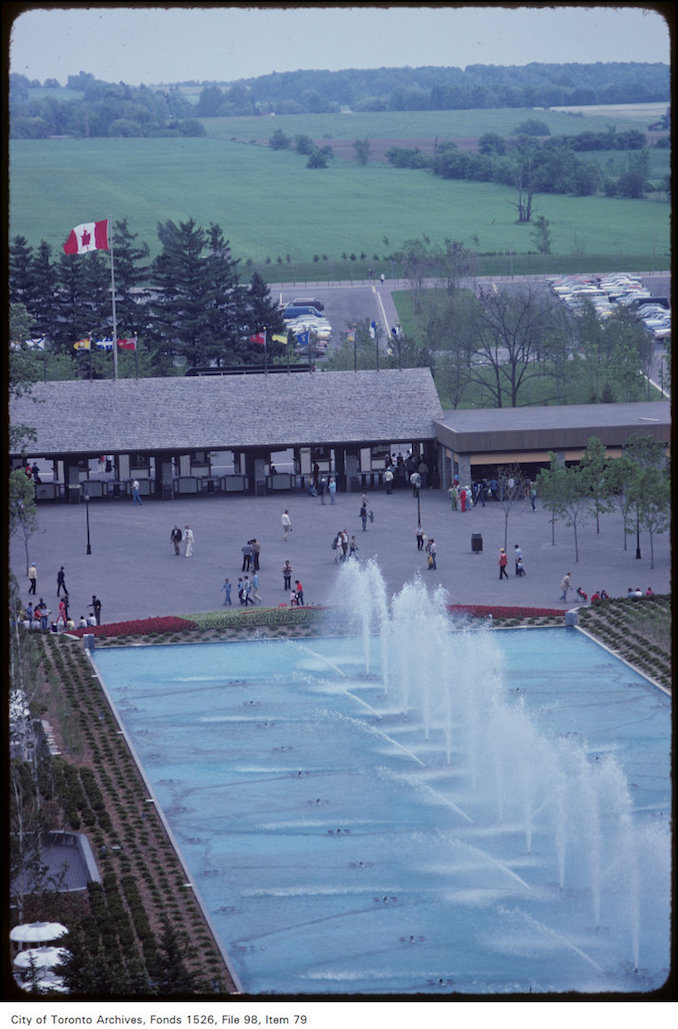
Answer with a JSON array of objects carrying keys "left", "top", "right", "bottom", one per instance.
[
  {"left": 10, "top": 922, "right": 68, "bottom": 945},
  {"left": 13, "top": 946, "right": 69, "bottom": 969}
]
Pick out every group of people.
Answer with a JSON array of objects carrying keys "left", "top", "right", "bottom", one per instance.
[
  {"left": 449, "top": 478, "right": 537, "bottom": 511},
  {"left": 332, "top": 530, "right": 360, "bottom": 562},
  {"left": 280, "top": 560, "right": 305, "bottom": 605},
  {"left": 498, "top": 544, "right": 525, "bottom": 579},
  {"left": 308, "top": 466, "right": 337, "bottom": 504},
  {"left": 240, "top": 538, "right": 261, "bottom": 572},
  {"left": 414, "top": 528, "right": 438, "bottom": 569},
  {"left": 170, "top": 524, "right": 194, "bottom": 557},
  {"left": 559, "top": 576, "right": 652, "bottom": 605},
  {"left": 21, "top": 562, "right": 102, "bottom": 630},
  {"left": 379, "top": 450, "right": 440, "bottom": 492}
]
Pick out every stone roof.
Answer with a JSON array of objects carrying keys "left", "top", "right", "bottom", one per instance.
[{"left": 10, "top": 368, "right": 443, "bottom": 458}]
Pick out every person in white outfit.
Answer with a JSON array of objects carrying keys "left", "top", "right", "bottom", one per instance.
[{"left": 184, "top": 524, "right": 194, "bottom": 557}]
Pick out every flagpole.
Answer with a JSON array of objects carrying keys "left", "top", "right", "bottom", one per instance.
[{"left": 109, "top": 217, "right": 118, "bottom": 380}]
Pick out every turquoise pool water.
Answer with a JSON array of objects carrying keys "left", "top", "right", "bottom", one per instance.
[{"left": 93, "top": 624, "right": 671, "bottom": 996}]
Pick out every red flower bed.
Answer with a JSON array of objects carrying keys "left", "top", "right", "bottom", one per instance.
[
  {"left": 447, "top": 605, "right": 563, "bottom": 619},
  {"left": 69, "top": 616, "right": 199, "bottom": 639}
]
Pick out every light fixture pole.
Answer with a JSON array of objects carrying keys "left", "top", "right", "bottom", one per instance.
[{"left": 84, "top": 492, "right": 92, "bottom": 555}]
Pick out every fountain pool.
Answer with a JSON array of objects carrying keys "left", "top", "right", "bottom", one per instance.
[{"left": 92, "top": 565, "right": 671, "bottom": 996}]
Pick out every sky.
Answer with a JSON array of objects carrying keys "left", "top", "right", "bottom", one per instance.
[{"left": 7, "top": 4, "right": 672, "bottom": 87}]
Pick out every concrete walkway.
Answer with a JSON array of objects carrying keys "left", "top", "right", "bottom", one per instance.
[{"left": 10, "top": 486, "right": 670, "bottom": 626}]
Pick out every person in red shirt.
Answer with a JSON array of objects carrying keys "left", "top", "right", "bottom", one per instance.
[
  {"left": 498, "top": 549, "right": 508, "bottom": 580},
  {"left": 294, "top": 580, "right": 304, "bottom": 606}
]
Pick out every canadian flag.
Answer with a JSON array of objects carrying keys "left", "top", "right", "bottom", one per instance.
[{"left": 63, "top": 220, "right": 109, "bottom": 255}]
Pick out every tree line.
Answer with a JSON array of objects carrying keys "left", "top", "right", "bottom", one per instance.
[
  {"left": 387, "top": 128, "right": 666, "bottom": 203},
  {"left": 10, "top": 61, "right": 669, "bottom": 136},
  {"left": 9, "top": 71, "right": 206, "bottom": 139},
  {"left": 9, "top": 220, "right": 287, "bottom": 378},
  {"left": 228, "top": 61, "right": 669, "bottom": 115}
]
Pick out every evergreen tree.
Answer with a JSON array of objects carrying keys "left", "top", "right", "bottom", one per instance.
[
  {"left": 111, "top": 218, "right": 151, "bottom": 337},
  {"left": 30, "top": 241, "right": 61, "bottom": 342},
  {"left": 149, "top": 219, "right": 218, "bottom": 370},
  {"left": 9, "top": 235, "right": 34, "bottom": 306},
  {"left": 242, "top": 271, "right": 286, "bottom": 362},
  {"left": 56, "top": 250, "right": 109, "bottom": 357},
  {"left": 203, "top": 223, "right": 246, "bottom": 366}
]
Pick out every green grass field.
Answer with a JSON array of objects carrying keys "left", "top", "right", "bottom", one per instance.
[
  {"left": 10, "top": 129, "right": 670, "bottom": 275},
  {"left": 200, "top": 105, "right": 669, "bottom": 143}
]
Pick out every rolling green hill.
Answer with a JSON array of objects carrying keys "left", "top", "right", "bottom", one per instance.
[{"left": 10, "top": 132, "right": 670, "bottom": 273}]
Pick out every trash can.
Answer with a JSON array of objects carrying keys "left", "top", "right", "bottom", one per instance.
[{"left": 471, "top": 533, "right": 483, "bottom": 554}]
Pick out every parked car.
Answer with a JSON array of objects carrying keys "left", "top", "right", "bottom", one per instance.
[
  {"left": 285, "top": 317, "right": 332, "bottom": 342},
  {"left": 281, "top": 304, "right": 324, "bottom": 320},
  {"left": 287, "top": 297, "right": 325, "bottom": 312}
]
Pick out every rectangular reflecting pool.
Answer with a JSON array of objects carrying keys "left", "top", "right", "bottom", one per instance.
[{"left": 93, "top": 625, "right": 671, "bottom": 996}]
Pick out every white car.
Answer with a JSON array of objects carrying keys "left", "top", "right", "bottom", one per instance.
[{"left": 285, "top": 317, "right": 332, "bottom": 341}]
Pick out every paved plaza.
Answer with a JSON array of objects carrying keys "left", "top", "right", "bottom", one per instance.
[{"left": 10, "top": 485, "right": 671, "bottom": 625}]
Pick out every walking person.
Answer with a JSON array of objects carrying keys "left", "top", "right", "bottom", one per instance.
[
  {"left": 184, "top": 525, "right": 194, "bottom": 557},
  {"left": 28, "top": 563, "right": 37, "bottom": 595},
  {"left": 530, "top": 485, "right": 537, "bottom": 511},
  {"left": 328, "top": 477, "right": 337, "bottom": 504},
  {"left": 294, "top": 580, "right": 304, "bottom": 606},
  {"left": 360, "top": 499, "right": 369, "bottom": 531},
  {"left": 514, "top": 544, "right": 523, "bottom": 576},
  {"left": 349, "top": 536, "right": 360, "bottom": 560},
  {"left": 384, "top": 467, "right": 394, "bottom": 495},
  {"left": 251, "top": 571, "right": 262, "bottom": 604},
  {"left": 241, "top": 540, "right": 253, "bottom": 572},
  {"left": 282, "top": 560, "right": 293, "bottom": 592},
  {"left": 416, "top": 526, "right": 424, "bottom": 550},
  {"left": 251, "top": 539, "right": 261, "bottom": 571},
  {"left": 221, "top": 578, "right": 232, "bottom": 605},
  {"left": 560, "top": 572, "right": 572, "bottom": 603},
  {"left": 89, "top": 595, "right": 102, "bottom": 625},
  {"left": 498, "top": 548, "right": 509, "bottom": 580},
  {"left": 426, "top": 539, "right": 437, "bottom": 570},
  {"left": 170, "top": 524, "right": 182, "bottom": 556},
  {"left": 282, "top": 509, "right": 292, "bottom": 541},
  {"left": 132, "top": 479, "right": 143, "bottom": 505},
  {"left": 56, "top": 566, "right": 67, "bottom": 597}
]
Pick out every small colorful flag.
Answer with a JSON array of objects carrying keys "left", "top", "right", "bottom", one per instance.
[
  {"left": 248, "top": 332, "right": 266, "bottom": 345},
  {"left": 271, "top": 333, "right": 288, "bottom": 344},
  {"left": 117, "top": 337, "right": 137, "bottom": 351},
  {"left": 63, "top": 220, "right": 109, "bottom": 255},
  {"left": 73, "top": 337, "right": 91, "bottom": 351}
]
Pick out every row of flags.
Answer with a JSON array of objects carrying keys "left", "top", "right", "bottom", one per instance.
[
  {"left": 249, "top": 332, "right": 289, "bottom": 345},
  {"left": 74, "top": 337, "right": 137, "bottom": 351}
]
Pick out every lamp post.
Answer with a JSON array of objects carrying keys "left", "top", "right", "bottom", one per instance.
[
  {"left": 635, "top": 504, "right": 642, "bottom": 560},
  {"left": 84, "top": 492, "right": 92, "bottom": 555}
]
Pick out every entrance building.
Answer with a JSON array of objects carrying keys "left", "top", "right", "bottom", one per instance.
[{"left": 10, "top": 370, "right": 670, "bottom": 504}]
